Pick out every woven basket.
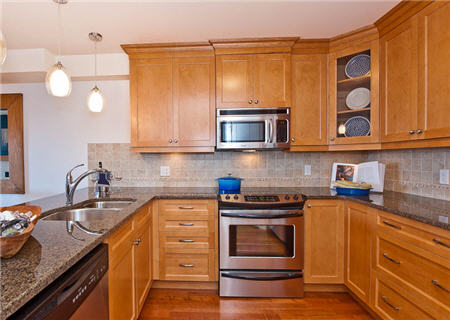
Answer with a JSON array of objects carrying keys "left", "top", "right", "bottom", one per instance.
[{"left": 0, "top": 206, "right": 41, "bottom": 258}]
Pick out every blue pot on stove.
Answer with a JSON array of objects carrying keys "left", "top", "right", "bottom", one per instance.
[{"left": 216, "top": 174, "right": 243, "bottom": 194}]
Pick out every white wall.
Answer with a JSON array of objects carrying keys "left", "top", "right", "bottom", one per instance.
[{"left": 0, "top": 80, "right": 130, "bottom": 206}]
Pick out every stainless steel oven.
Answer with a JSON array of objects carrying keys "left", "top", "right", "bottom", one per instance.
[
  {"left": 218, "top": 193, "right": 305, "bottom": 297},
  {"left": 216, "top": 108, "right": 290, "bottom": 150}
]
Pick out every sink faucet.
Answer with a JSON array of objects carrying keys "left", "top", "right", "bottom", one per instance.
[{"left": 65, "top": 164, "right": 110, "bottom": 206}]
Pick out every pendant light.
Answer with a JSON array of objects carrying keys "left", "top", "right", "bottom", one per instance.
[
  {"left": 87, "top": 32, "right": 105, "bottom": 113},
  {"left": 0, "top": 31, "right": 6, "bottom": 65},
  {"left": 46, "top": 0, "right": 72, "bottom": 97}
]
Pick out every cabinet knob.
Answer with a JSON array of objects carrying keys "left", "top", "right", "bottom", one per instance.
[
  {"left": 169, "top": 139, "right": 173, "bottom": 143},
  {"left": 307, "top": 204, "right": 311, "bottom": 208},
  {"left": 254, "top": 100, "right": 259, "bottom": 104},
  {"left": 416, "top": 129, "right": 423, "bottom": 134},
  {"left": 248, "top": 99, "right": 253, "bottom": 104},
  {"left": 330, "top": 137, "right": 335, "bottom": 141},
  {"left": 291, "top": 137, "right": 295, "bottom": 142},
  {"left": 409, "top": 130, "right": 415, "bottom": 134},
  {"left": 133, "top": 238, "right": 141, "bottom": 246},
  {"left": 174, "top": 139, "right": 178, "bottom": 143}
]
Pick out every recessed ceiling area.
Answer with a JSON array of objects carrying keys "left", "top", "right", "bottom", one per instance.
[{"left": 3, "top": 1, "right": 400, "bottom": 55}]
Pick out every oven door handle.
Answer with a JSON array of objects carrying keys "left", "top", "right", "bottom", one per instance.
[
  {"left": 221, "top": 272, "right": 303, "bottom": 281},
  {"left": 220, "top": 211, "right": 303, "bottom": 219}
]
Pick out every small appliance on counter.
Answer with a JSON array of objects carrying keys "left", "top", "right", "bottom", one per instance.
[{"left": 216, "top": 174, "right": 243, "bottom": 194}]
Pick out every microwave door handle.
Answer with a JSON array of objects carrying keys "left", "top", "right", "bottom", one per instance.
[
  {"left": 269, "top": 119, "right": 274, "bottom": 143},
  {"left": 265, "top": 120, "right": 270, "bottom": 143}
]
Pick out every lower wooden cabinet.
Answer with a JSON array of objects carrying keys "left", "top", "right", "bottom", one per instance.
[
  {"left": 344, "top": 201, "right": 374, "bottom": 304},
  {"left": 304, "top": 200, "right": 344, "bottom": 283},
  {"left": 105, "top": 204, "right": 152, "bottom": 320}
]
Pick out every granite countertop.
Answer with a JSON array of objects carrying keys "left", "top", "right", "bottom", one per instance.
[{"left": 1, "top": 187, "right": 449, "bottom": 319}]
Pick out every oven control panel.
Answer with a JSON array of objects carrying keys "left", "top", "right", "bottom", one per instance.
[{"left": 219, "top": 194, "right": 305, "bottom": 206}]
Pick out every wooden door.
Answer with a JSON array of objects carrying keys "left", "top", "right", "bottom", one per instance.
[
  {"left": 304, "top": 200, "right": 344, "bottom": 284},
  {"left": 344, "top": 201, "right": 372, "bottom": 304},
  {"left": 130, "top": 58, "right": 173, "bottom": 147},
  {"left": 173, "top": 57, "right": 215, "bottom": 147},
  {"left": 380, "top": 16, "right": 419, "bottom": 142},
  {"left": 134, "top": 222, "right": 152, "bottom": 314},
  {"left": 216, "top": 55, "right": 253, "bottom": 108},
  {"left": 291, "top": 54, "right": 327, "bottom": 146},
  {"left": 418, "top": 2, "right": 450, "bottom": 140},
  {"left": 254, "top": 53, "right": 291, "bottom": 107}
]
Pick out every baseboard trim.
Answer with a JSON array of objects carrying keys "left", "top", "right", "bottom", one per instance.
[{"left": 151, "top": 280, "right": 218, "bottom": 290}]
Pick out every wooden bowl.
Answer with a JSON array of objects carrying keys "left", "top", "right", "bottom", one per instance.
[{"left": 0, "top": 205, "right": 41, "bottom": 258}]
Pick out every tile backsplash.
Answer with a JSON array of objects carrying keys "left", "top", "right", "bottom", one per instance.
[{"left": 88, "top": 144, "right": 450, "bottom": 201}]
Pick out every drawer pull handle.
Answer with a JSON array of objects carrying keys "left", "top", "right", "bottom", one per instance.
[
  {"left": 133, "top": 238, "right": 142, "bottom": 246},
  {"left": 179, "top": 264, "right": 194, "bottom": 268},
  {"left": 433, "top": 238, "right": 450, "bottom": 248},
  {"left": 383, "top": 253, "right": 401, "bottom": 264},
  {"left": 383, "top": 220, "right": 402, "bottom": 230},
  {"left": 179, "top": 206, "right": 194, "bottom": 210},
  {"left": 179, "top": 239, "right": 195, "bottom": 243},
  {"left": 179, "top": 222, "right": 194, "bottom": 226},
  {"left": 381, "top": 296, "right": 400, "bottom": 311},
  {"left": 432, "top": 280, "right": 450, "bottom": 293}
]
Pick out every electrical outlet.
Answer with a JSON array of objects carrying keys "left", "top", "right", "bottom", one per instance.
[
  {"left": 439, "top": 169, "right": 449, "bottom": 185},
  {"left": 160, "top": 166, "right": 170, "bottom": 177},
  {"left": 304, "top": 165, "right": 311, "bottom": 176}
]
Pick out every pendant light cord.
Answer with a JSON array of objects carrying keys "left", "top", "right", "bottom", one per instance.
[
  {"left": 57, "top": 3, "right": 62, "bottom": 62},
  {"left": 94, "top": 40, "right": 97, "bottom": 87}
]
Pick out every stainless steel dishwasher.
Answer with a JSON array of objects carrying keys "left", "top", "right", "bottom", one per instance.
[{"left": 10, "top": 244, "right": 109, "bottom": 320}]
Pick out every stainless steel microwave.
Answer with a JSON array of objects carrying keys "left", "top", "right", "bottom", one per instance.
[{"left": 216, "top": 108, "right": 290, "bottom": 150}]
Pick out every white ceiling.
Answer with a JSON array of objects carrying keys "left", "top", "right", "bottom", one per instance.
[{"left": 2, "top": 0, "right": 400, "bottom": 55}]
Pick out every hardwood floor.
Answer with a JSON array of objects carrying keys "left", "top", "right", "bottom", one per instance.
[{"left": 138, "top": 289, "right": 373, "bottom": 320}]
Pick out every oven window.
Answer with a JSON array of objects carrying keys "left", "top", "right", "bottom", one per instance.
[
  {"left": 220, "top": 121, "right": 265, "bottom": 143},
  {"left": 229, "top": 225, "right": 294, "bottom": 257}
]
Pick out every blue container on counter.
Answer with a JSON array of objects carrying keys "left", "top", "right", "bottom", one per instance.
[
  {"left": 336, "top": 187, "right": 371, "bottom": 196},
  {"left": 216, "top": 175, "right": 243, "bottom": 194}
]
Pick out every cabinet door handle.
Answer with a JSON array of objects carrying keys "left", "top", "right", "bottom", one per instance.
[
  {"left": 382, "top": 253, "right": 401, "bottom": 264},
  {"left": 416, "top": 129, "right": 423, "bottom": 134},
  {"left": 178, "top": 206, "right": 194, "bottom": 210},
  {"left": 409, "top": 130, "right": 415, "bottom": 134},
  {"left": 307, "top": 204, "right": 311, "bottom": 208},
  {"left": 383, "top": 220, "right": 402, "bottom": 230},
  {"left": 179, "top": 239, "right": 195, "bottom": 243},
  {"left": 254, "top": 99, "right": 259, "bottom": 104},
  {"left": 432, "top": 280, "right": 450, "bottom": 293},
  {"left": 330, "top": 137, "right": 335, "bottom": 141},
  {"left": 381, "top": 296, "right": 400, "bottom": 311},
  {"left": 433, "top": 238, "right": 450, "bottom": 248},
  {"left": 179, "top": 222, "right": 194, "bottom": 226},
  {"left": 133, "top": 238, "right": 141, "bottom": 246},
  {"left": 291, "top": 137, "right": 295, "bottom": 142},
  {"left": 179, "top": 264, "right": 194, "bottom": 268},
  {"left": 248, "top": 99, "right": 253, "bottom": 104},
  {"left": 174, "top": 139, "right": 178, "bottom": 143},
  {"left": 169, "top": 139, "right": 173, "bottom": 143}
]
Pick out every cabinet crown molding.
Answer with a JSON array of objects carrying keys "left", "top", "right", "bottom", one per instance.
[
  {"left": 121, "top": 41, "right": 214, "bottom": 58},
  {"left": 210, "top": 37, "right": 300, "bottom": 55}
]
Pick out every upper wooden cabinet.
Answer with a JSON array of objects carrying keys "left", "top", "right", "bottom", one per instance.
[
  {"left": 216, "top": 53, "right": 291, "bottom": 108},
  {"left": 123, "top": 43, "right": 215, "bottom": 152},
  {"left": 290, "top": 53, "right": 328, "bottom": 148},
  {"left": 381, "top": 1, "right": 450, "bottom": 143}
]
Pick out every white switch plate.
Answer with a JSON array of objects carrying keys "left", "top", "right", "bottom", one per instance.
[
  {"left": 439, "top": 169, "right": 449, "bottom": 185},
  {"left": 160, "top": 166, "right": 170, "bottom": 177},
  {"left": 304, "top": 165, "right": 311, "bottom": 176}
]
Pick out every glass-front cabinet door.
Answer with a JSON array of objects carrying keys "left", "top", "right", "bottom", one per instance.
[{"left": 328, "top": 40, "right": 380, "bottom": 145}]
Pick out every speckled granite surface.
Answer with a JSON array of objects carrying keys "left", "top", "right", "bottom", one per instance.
[{"left": 1, "top": 187, "right": 449, "bottom": 319}]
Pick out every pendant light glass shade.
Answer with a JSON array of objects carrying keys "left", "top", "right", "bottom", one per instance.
[
  {"left": 0, "top": 31, "right": 7, "bottom": 65},
  {"left": 45, "top": 62, "right": 72, "bottom": 97},
  {"left": 87, "top": 86, "right": 105, "bottom": 112}
]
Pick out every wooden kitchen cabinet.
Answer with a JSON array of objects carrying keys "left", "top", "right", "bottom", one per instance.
[
  {"left": 124, "top": 43, "right": 215, "bottom": 152},
  {"left": 290, "top": 54, "right": 328, "bottom": 148},
  {"left": 344, "top": 201, "right": 374, "bottom": 304},
  {"left": 216, "top": 53, "right": 290, "bottom": 108},
  {"left": 381, "top": 1, "right": 450, "bottom": 144},
  {"left": 304, "top": 200, "right": 344, "bottom": 284},
  {"left": 105, "top": 204, "right": 152, "bottom": 320}
]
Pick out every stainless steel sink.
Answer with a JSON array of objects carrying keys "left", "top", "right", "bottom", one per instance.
[
  {"left": 81, "top": 200, "right": 135, "bottom": 209},
  {"left": 43, "top": 208, "right": 122, "bottom": 222}
]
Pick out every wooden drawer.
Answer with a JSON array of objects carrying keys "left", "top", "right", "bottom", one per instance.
[
  {"left": 372, "top": 271, "right": 442, "bottom": 320},
  {"left": 159, "top": 199, "right": 214, "bottom": 216},
  {"left": 160, "top": 248, "right": 215, "bottom": 281},
  {"left": 160, "top": 232, "right": 213, "bottom": 249},
  {"left": 159, "top": 214, "right": 213, "bottom": 234},
  {"left": 375, "top": 231, "right": 450, "bottom": 316},
  {"left": 377, "top": 210, "right": 450, "bottom": 259}
]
